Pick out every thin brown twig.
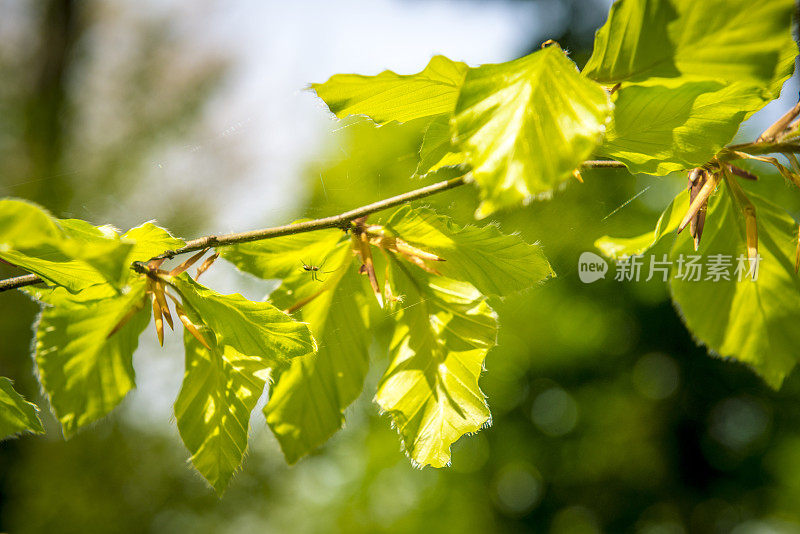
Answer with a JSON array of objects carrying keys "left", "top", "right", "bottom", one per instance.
[
  {"left": 724, "top": 142, "right": 800, "bottom": 156},
  {"left": 0, "top": 273, "right": 41, "bottom": 292},
  {"left": 582, "top": 159, "right": 627, "bottom": 168},
  {"left": 2, "top": 175, "right": 468, "bottom": 292},
  {"left": 151, "top": 175, "right": 470, "bottom": 261},
  {"left": 0, "top": 152, "right": 782, "bottom": 293},
  {"left": 757, "top": 100, "right": 800, "bottom": 143}
]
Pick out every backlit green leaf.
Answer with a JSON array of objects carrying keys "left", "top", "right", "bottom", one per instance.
[
  {"left": 597, "top": 79, "right": 770, "bottom": 175},
  {"left": 265, "top": 259, "right": 370, "bottom": 464},
  {"left": 173, "top": 275, "right": 315, "bottom": 368},
  {"left": 0, "top": 198, "right": 62, "bottom": 249},
  {"left": 57, "top": 219, "right": 133, "bottom": 287},
  {"left": 0, "top": 199, "right": 134, "bottom": 291},
  {"left": 223, "top": 230, "right": 372, "bottom": 464},
  {"left": 382, "top": 205, "right": 554, "bottom": 296},
  {"left": 171, "top": 274, "right": 315, "bottom": 489},
  {"left": 669, "top": 187, "right": 800, "bottom": 388},
  {"left": 376, "top": 260, "right": 497, "bottom": 468},
  {"left": 452, "top": 45, "right": 612, "bottom": 217},
  {"left": 415, "top": 114, "right": 467, "bottom": 177},
  {"left": 220, "top": 226, "right": 343, "bottom": 283},
  {"left": 598, "top": 185, "right": 800, "bottom": 388},
  {"left": 312, "top": 55, "right": 467, "bottom": 124},
  {"left": 174, "top": 308, "right": 272, "bottom": 494},
  {"left": 32, "top": 279, "right": 151, "bottom": 437},
  {"left": 595, "top": 189, "right": 686, "bottom": 259},
  {"left": 122, "top": 222, "right": 186, "bottom": 264},
  {"left": 584, "top": 0, "right": 797, "bottom": 92},
  {"left": 0, "top": 377, "right": 44, "bottom": 439}
]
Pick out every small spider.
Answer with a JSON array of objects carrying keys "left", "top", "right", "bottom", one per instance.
[{"left": 301, "top": 258, "right": 333, "bottom": 282}]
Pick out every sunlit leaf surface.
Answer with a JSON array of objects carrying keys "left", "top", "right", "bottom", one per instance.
[
  {"left": 584, "top": 0, "right": 797, "bottom": 91},
  {"left": 383, "top": 205, "right": 554, "bottom": 296},
  {"left": 0, "top": 378, "right": 44, "bottom": 440},
  {"left": 599, "top": 186, "right": 800, "bottom": 388},
  {"left": 224, "top": 230, "right": 371, "bottom": 463},
  {"left": 33, "top": 280, "right": 151, "bottom": 437},
  {"left": 175, "top": 310, "right": 271, "bottom": 494},
  {"left": 377, "top": 262, "right": 497, "bottom": 467},
  {"left": 312, "top": 55, "right": 467, "bottom": 124},
  {"left": 453, "top": 45, "right": 612, "bottom": 216},
  {"left": 0, "top": 199, "right": 134, "bottom": 291},
  {"left": 173, "top": 275, "right": 315, "bottom": 368},
  {"left": 597, "top": 79, "right": 771, "bottom": 175},
  {"left": 172, "top": 274, "right": 314, "bottom": 490}
]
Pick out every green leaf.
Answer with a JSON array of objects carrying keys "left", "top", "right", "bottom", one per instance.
[
  {"left": 222, "top": 231, "right": 372, "bottom": 464},
  {"left": 585, "top": 0, "right": 796, "bottom": 175},
  {"left": 584, "top": 0, "right": 797, "bottom": 91},
  {"left": 265, "top": 258, "right": 370, "bottom": 464},
  {"left": 172, "top": 275, "right": 315, "bottom": 368},
  {"left": 598, "top": 186, "right": 800, "bottom": 388},
  {"left": 669, "top": 187, "right": 800, "bottom": 388},
  {"left": 0, "top": 198, "right": 62, "bottom": 248},
  {"left": 220, "top": 226, "right": 344, "bottom": 283},
  {"left": 122, "top": 222, "right": 186, "bottom": 264},
  {"left": 312, "top": 55, "right": 468, "bottom": 124},
  {"left": 32, "top": 279, "right": 151, "bottom": 437},
  {"left": 22, "top": 219, "right": 185, "bottom": 301},
  {"left": 171, "top": 275, "right": 315, "bottom": 490},
  {"left": 0, "top": 199, "right": 134, "bottom": 291},
  {"left": 174, "top": 309, "right": 271, "bottom": 494},
  {"left": 415, "top": 115, "right": 467, "bottom": 177},
  {"left": 452, "top": 45, "right": 612, "bottom": 217},
  {"left": 0, "top": 377, "right": 44, "bottom": 439},
  {"left": 597, "top": 79, "right": 770, "bottom": 175},
  {"left": 382, "top": 205, "right": 554, "bottom": 296},
  {"left": 57, "top": 219, "right": 133, "bottom": 287},
  {"left": 376, "top": 260, "right": 497, "bottom": 467},
  {"left": 595, "top": 189, "right": 687, "bottom": 259}
]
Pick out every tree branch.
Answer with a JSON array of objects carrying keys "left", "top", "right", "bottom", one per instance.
[
  {"left": 0, "top": 274, "right": 42, "bottom": 292},
  {"left": 0, "top": 156, "right": 722, "bottom": 293},
  {"left": 582, "top": 160, "right": 627, "bottom": 168},
  {"left": 149, "top": 174, "right": 469, "bottom": 262},
  {"left": 1, "top": 174, "right": 466, "bottom": 292}
]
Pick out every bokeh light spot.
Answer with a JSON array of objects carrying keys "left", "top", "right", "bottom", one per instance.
[
  {"left": 632, "top": 353, "right": 679, "bottom": 400},
  {"left": 531, "top": 387, "right": 579, "bottom": 437},
  {"left": 709, "top": 396, "right": 769, "bottom": 453},
  {"left": 492, "top": 463, "right": 543, "bottom": 517}
]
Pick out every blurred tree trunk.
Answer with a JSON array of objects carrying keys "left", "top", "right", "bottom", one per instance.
[{"left": 19, "top": 0, "right": 81, "bottom": 211}]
